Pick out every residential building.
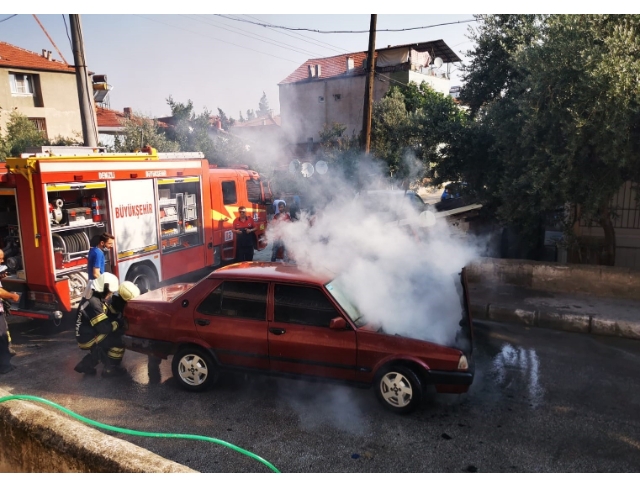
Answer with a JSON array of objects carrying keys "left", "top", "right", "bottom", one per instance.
[
  {"left": 278, "top": 40, "right": 461, "bottom": 147},
  {"left": 0, "top": 41, "right": 83, "bottom": 140}
]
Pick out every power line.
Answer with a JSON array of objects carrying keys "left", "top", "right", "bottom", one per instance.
[
  {"left": 138, "top": 15, "right": 301, "bottom": 64},
  {"left": 216, "top": 15, "right": 477, "bottom": 34},
  {"left": 0, "top": 14, "right": 17, "bottom": 23},
  {"left": 242, "top": 14, "right": 347, "bottom": 54},
  {"left": 186, "top": 15, "right": 325, "bottom": 58}
]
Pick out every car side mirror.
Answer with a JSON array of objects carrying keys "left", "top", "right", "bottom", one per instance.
[{"left": 329, "top": 317, "right": 347, "bottom": 330}]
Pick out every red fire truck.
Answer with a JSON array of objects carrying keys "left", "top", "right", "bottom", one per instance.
[{"left": 0, "top": 146, "right": 271, "bottom": 322}]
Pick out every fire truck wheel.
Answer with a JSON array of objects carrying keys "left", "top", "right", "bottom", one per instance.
[
  {"left": 127, "top": 265, "right": 158, "bottom": 294},
  {"left": 172, "top": 347, "right": 219, "bottom": 392},
  {"left": 374, "top": 365, "right": 423, "bottom": 414}
]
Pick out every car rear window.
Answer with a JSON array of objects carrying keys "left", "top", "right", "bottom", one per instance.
[
  {"left": 274, "top": 285, "right": 338, "bottom": 328},
  {"left": 197, "top": 281, "right": 267, "bottom": 321}
]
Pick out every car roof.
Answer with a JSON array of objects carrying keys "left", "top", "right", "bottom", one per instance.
[{"left": 209, "top": 262, "right": 333, "bottom": 286}]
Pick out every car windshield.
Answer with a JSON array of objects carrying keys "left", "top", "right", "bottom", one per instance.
[{"left": 324, "top": 276, "right": 365, "bottom": 327}]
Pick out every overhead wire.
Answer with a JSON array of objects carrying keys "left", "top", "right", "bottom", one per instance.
[
  {"left": 186, "top": 15, "right": 325, "bottom": 58},
  {"left": 216, "top": 15, "right": 477, "bottom": 34},
  {"left": 138, "top": 15, "right": 300, "bottom": 64},
  {"left": 241, "top": 14, "right": 348, "bottom": 54},
  {"left": 0, "top": 14, "right": 17, "bottom": 23}
]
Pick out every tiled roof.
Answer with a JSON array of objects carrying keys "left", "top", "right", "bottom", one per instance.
[
  {"left": 279, "top": 51, "right": 368, "bottom": 85},
  {"left": 96, "top": 107, "right": 125, "bottom": 127},
  {"left": 0, "top": 41, "right": 75, "bottom": 73},
  {"left": 96, "top": 107, "right": 169, "bottom": 129},
  {"left": 279, "top": 40, "right": 461, "bottom": 85}
]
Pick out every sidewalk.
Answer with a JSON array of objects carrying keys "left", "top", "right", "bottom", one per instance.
[{"left": 468, "top": 281, "right": 640, "bottom": 340}]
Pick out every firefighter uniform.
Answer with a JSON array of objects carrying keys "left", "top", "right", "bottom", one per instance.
[{"left": 74, "top": 272, "right": 127, "bottom": 377}]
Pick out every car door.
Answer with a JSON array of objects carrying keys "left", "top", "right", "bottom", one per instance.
[
  {"left": 194, "top": 280, "right": 270, "bottom": 371},
  {"left": 268, "top": 283, "right": 357, "bottom": 381}
]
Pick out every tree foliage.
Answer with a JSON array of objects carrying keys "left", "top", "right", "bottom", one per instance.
[
  {"left": 257, "top": 91, "right": 270, "bottom": 117},
  {"left": 0, "top": 111, "right": 81, "bottom": 161},
  {"left": 371, "top": 82, "right": 467, "bottom": 186},
  {"left": 440, "top": 14, "right": 640, "bottom": 264}
]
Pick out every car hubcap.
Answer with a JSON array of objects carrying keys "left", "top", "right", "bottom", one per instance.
[
  {"left": 380, "top": 371, "right": 413, "bottom": 408},
  {"left": 178, "top": 354, "right": 208, "bottom": 386}
]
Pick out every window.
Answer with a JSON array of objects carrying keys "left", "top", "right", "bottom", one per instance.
[
  {"left": 197, "top": 281, "right": 268, "bottom": 321},
  {"left": 28, "top": 118, "right": 47, "bottom": 137},
  {"left": 274, "top": 285, "right": 338, "bottom": 328},
  {"left": 333, "top": 94, "right": 341, "bottom": 101},
  {"left": 246, "top": 179, "right": 262, "bottom": 204},
  {"left": 222, "top": 181, "right": 237, "bottom": 205},
  {"left": 9, "top": 72, "right": 35, "bottom": 95}
]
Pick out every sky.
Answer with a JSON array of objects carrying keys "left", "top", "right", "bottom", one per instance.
[{"left": 0, "top": 11, "right": 477, "bottom": 119}]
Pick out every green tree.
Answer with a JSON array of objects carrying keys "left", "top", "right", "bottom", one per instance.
[
  {"left": 371, "top": 82, "right": 467, "bottom": 186},
  {"left": 0, "top": 112, "right": 82, "bottom": 161},
  {"left": 257, "top": 91, "right": 270, "bottom": 117},
  {"left": 246, "top": 109, "right": 256, "bottom": 120},
  {"left": 112, "top": 113, "right": 179, "bottom": 153},
  {"left": 441, "top": 14, "right": 640, "bottom": 265}
]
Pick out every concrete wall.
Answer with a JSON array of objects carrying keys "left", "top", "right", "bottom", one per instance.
[
  {"left": 0, "top": 387, "right": 196, "bottom": 473},
  {"left": 0, "top": 68, "right": 83, "bottom": 140},
  {"left": 466, "top": 257, "right": 640, "bottom": 301},
  {"left": 280, "top": 75, "right": 390, "bottom": 145},
  {"left": 407, "top": 70, "right": 451, "bottom": 95}
]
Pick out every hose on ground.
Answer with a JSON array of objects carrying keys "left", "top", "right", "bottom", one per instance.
[{"left": 0, "top": 394, "right": 280, "bottom": 473}]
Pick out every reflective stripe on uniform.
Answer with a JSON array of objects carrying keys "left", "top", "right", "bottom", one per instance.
[
  {"left": 90, "top": 313, "right": 108, "bottom": 326},
  {"left": 107, "top": 347, "right": 124, "bottom": 359}
]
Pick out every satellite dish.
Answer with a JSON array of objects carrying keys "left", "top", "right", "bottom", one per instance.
[
  {"left": 301, "top": 162, "right": 315, "bottom": 178},
  {"left": 315, "top": 160, "right": 328, "bottom": 175},
  {"left": 433, "top": 57, "right": 443, "bottom": 69},
  {"left": 289, "top": 159, "right": 300, "bottom": 174}
]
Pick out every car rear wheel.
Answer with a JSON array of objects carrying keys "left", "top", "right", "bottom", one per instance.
[
  {"left": 171, "top": 347, "right": 218, "bottom": 392},
  {"left": 375, "top": 366, "right": 423, "bottom": 414}
]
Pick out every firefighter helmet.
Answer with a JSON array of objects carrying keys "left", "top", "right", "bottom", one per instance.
[
  {"left": 118, "top": 281, "right": 140, "bottom": 302},
  {"left": 93, "top": 272, "right": 119, "bottom": 294}
]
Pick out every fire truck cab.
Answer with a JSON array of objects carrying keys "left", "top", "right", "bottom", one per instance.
[{"left": 0, "top": 146, "right": 271, "bottom": 322}]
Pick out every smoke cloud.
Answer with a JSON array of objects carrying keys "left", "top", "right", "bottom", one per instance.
[{"left": 267, "top": 157, "right": 483, "bottom": 347}]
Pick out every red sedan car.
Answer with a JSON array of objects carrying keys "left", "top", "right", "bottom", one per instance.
[{"left": 123, "top": 262, "right": 474, "bottom": 414}]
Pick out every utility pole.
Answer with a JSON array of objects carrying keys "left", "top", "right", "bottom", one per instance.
[
  {"left": 361, "top": 14, "right": 377, "bottom": 154},
  {"left": 69, "top": 14, "right": 98, "bottom": 147}
]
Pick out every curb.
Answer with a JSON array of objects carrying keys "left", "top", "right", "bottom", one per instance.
[{"left": 470, "top": 301, "right": 640, "bottom": 340}]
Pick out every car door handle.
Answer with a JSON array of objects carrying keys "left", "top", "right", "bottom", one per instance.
[
  {"left": 269, "top": 327, "right": 286, "bottom": 335},
  {"left": 195, "top": 319, "right": 210, "bottom": 326}
]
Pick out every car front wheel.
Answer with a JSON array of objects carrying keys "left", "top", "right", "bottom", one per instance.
[
  {"left": 375, "top": 366, "right": 423, "bottom": 414},
  {"left": 171, "top": 347, "right": 218, "bottom": 392}
]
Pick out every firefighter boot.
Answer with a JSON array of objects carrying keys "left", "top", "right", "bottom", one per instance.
[
  {"left": 74, "top": 352, "right": 98, "bottom": 375},
  {"left": 102, "top": 365, "right": 127, "bottom": 378}
]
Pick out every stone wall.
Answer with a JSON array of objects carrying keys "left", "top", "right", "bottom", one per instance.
[
  {"left": 0, "top": 388, "right": 196, "bottom": 473},
  {"left": 466, "top": 258, "right": 640, "bottom": 300}
]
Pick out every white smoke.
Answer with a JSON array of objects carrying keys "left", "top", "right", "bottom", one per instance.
[{"left": 266, "top": 159, "right": 482, "bottom": 347}]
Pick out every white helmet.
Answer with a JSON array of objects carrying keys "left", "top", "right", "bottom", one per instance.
[
  {"left": 118, "top": 281, "right": 140, "bottom": 302},
  {"left": 92, "top": 272, "right": 119, "bottom": 294}
]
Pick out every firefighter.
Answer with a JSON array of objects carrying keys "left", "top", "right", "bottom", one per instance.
[
  {"left": 74, "top": 272, "right": 128, "bottom": 377},
  {"left": 103, "top": 280, "right": 140, "bottom": 370}
]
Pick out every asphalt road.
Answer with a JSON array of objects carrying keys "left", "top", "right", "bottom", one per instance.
[{"left": 1, "top": 311, "right": 639, "bottom": 473}]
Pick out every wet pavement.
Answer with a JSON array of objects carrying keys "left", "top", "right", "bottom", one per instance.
[{"left": 1, "top": 312, "right": 639, "bottom": 472}]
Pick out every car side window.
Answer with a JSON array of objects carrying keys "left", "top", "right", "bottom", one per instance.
[
  {"left": 274, "top": 284, "right": 338, "bottom": 327},
  {"left": 197, "top": 281, "right": 268, "bottom": 321}
]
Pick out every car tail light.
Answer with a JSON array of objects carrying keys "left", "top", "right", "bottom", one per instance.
[
  {"left": 458, "top": 355, "right": 469, "bottom": 370},
  {"left": 28, "top": 291, "right": 58, "bottom": 303}
]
